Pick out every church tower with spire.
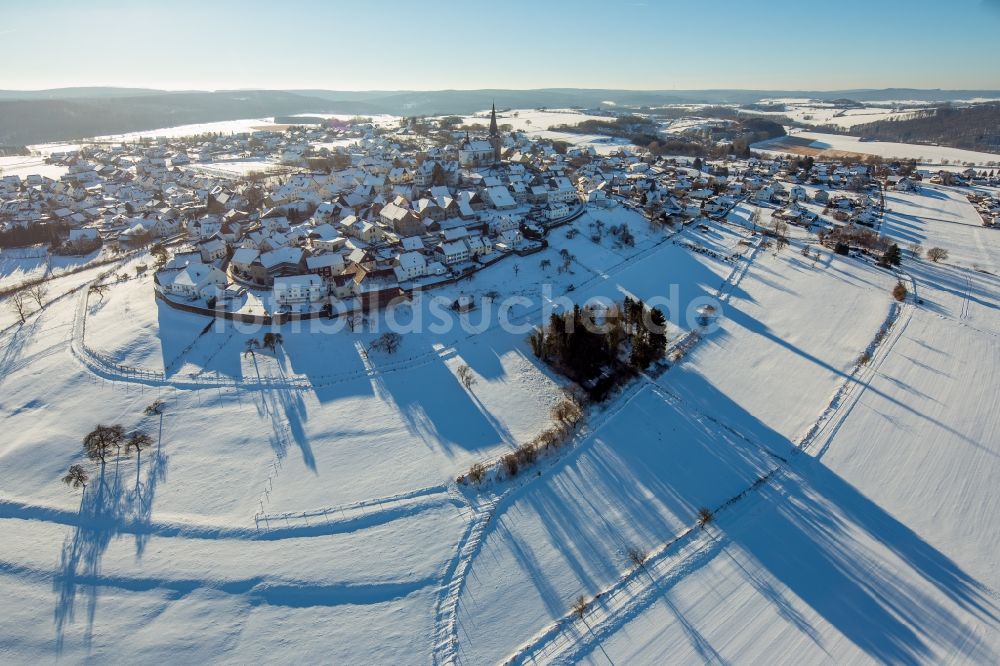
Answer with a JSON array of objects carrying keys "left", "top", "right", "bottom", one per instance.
[{"left": 488, "top": 101, "right": 501, "bottom": 164}]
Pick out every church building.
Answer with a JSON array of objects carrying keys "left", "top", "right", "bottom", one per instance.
[{"left": 458, "top": 103, "right": 503, "bottom": 168}]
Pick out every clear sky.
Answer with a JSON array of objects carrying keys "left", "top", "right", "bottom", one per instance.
[{"left": 2, "top": 0, "right": 999, "bottom": 91}]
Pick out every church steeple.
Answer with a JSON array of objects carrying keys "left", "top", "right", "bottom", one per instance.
[
  {"left": 489, "top": 101, "right": 498, "bottom": 137},
  {"left": 488, "top": 101, "right": 501, "bottom": 164}
]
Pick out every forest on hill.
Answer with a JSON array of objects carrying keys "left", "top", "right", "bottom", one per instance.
[{"left": 850, "top": 103, "right": 1000, "bottom": 153}]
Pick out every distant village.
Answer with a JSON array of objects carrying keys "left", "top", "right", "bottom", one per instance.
[{"left": 2, "top": 105, "right": 998, "bottom": 321}]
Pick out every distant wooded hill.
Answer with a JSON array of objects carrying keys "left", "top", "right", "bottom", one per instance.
[
  {"left": 1, "top": 87, "right": 999, "bottom": 146},
  {"left": 850, "top": 103, "right": 1000, "bottom": 154}
]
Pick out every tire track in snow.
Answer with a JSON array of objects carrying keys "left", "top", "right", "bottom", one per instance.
[
  {"left": 0, "top": 488, "right": 458, "bottom": 542},
  {"left": 254, "top": 485, "right": 462, "bottom": 535},
  {"left": 797, "top": 291, "right": 911, "bottom": 459},
  {"left": 431, "top": 498, "right": 498, "bottom": 666},
  {"left": 0, "top": 559, "right": 436, "bottom": 608}
]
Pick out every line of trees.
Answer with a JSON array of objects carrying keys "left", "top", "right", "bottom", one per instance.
[
  {"left": 0, "top": 220, "right": 74, "bottom": 249},
  {"left": 819, "top": 226, "right": 892, "bottom": 255}
]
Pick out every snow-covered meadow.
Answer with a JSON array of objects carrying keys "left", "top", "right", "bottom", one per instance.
[
  {"left": 754, "top": 130, "right": 1000, "bottom": 166},
  {"left": 1, "top": 186, "right": 999, "bottom": 663}
]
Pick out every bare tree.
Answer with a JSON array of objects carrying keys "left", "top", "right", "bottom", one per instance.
[
  {"left": 125, "top": 430, "right": 154, "bottom": 468},
  {"left": 628, "top": 547, "right": 648, "bottom": 569},
  {"left": 7, "top": 292, "right": 29, "bottom": 323},
  {"left": 926, "top": 247, "right": 949, "bottom": 263},
  {"left": 551, "top": 398, "right": 583, "bottom": 426},
  {"left": 27, "top": 284, "right": 47, "bottom": 308},
  {"left": 151, "top": 243, "right": 169, "bottom": 269},
  {"left": 262, "top": 332, "right": 283, "bottom": 352},
  {"left": 697, "top": 506, "right": 714, "bottom": 527},
  {"left": 770, "top": 218, "right": 789, "bottom": 253},
  {"left": 89, "top": 283, "right": 109, "bottom": 300},
  {"left": 144, "top": 399, "right": 165, "bottom": 415},
  {"left": 83, "top": 424, "right": 126, "bottom": 466},
  {"left": 572, "top": 595, "right": 589, "bottom": 620},
  {"left": 908, "top": 242, "right": 923, "bottom": 258},
  {"left": 456, "top": 364, "right": 477, "bottom": 389},
  {"left": 369, "top": 332, "right": 402, "bottom": 354},
  {"left": 62, "top": 464, "right": 89, "bottom": 492},
  {"left": 467, "top": 462, "right": 486, "bottom": 484}
]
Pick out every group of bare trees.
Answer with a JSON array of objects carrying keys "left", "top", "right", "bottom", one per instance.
[
  {"left": 6, "top": 284, "right": 47, "bottom": 324},
  {"left": 768, "top": 218, "right": 789, "bottom": 253},
  {"left": 244, "top": 332, "right": 284, "bottom": 357},
  {"left": 61, "top": 401, "right": 164, "bottom": 494}
]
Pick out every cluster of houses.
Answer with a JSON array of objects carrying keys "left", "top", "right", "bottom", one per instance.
[
  {"left": 928, "top": 167, "right": 998, "bottom": 188},
  {"left": 968, "top": 192, "right": 1000, "bottom": 227},
  {"left": 6, "top": 106, "right": 1000, "bottom": 320},
  {"left": 145, "top": 109, "right": 600, "bottom": 315},
  {"left": 578, "top": 152, "right": 884, "bottom": 230}
]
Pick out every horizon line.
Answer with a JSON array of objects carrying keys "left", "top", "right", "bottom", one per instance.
[{"left": 3, "top": 85, "right": 1000, "bottom": 94}]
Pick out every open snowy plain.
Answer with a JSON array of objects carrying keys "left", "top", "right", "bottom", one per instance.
[{"left": 0, "top": 187, "right": 998, "bottom": 664}]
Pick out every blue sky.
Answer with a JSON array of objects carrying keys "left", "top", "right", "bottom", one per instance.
[{"left": 1, "top": 0, "right": 999, "bottom": 91}]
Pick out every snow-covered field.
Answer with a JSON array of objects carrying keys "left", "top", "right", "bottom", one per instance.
[
  {"left": 21, "top": 114, "right": 396, "bottom": 157},
  {"left": 0, "top": 246, "right": 112, "bottom": 293},
  {"left": 755, "top": 130, "right": 1000, "bottom": 166},
  {"left": 178, "top": 158, "right": 291, "bottom": 178},
  {"left": 85, "top": 118, "right": 284, "bottom": 142},
  {"left": 0, "top": 155, "right": 69, "bottom": 180},
  {"left": 1, "top": 192, "right": 999, "bottom": 662},
  {"left": 559, "top": 220, "right": 1000, "bottom": 666},
  {"left": 458, "top": 109, "right": 612, "bottom": 135},
  {"left": 882, "top": 185, "right": 1000, "bottom": 271},
  {"left": 744, "top": 99, "right": 927, "bottom": 129}
]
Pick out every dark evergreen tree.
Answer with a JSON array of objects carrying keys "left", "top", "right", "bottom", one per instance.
[{"left": 880, "top": 243, "right": 902, "bottom": 267}]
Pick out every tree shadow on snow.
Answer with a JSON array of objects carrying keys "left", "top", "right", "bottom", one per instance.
[
  {"left": 499, "top": 369, "right": 997, "bottom": 664},
  {"left": 53, "top": 415, "right": 169, "bottom": 654},
  {"left": 376, "top": 354, "right": 512, "bottom": 458}
]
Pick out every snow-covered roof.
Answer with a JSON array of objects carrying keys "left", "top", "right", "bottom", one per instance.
[
  {"left": 231, "top": 247, "right": 259, "bottom": 265},
  {"left": 306, "top": 253, "right": 345, "bottom": 270},
  {"left": 398, "top": 251, "right": 426, "bottom": 269},
  {"left": 273, "top": 274, "right": 323, "bottom": 289},
  {"left": 259, "top": 246, "right": 304, "bottom": 269}
]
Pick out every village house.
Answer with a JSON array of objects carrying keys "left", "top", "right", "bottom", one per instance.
[
  {"left": 436, "top": 239, "right": 471, "bottom": 265},
  {"left": 273, "top": 274, "right": 325, "bottom": 306},
  {"left": 198, "top": 236, "right": 227, "bottom": 263},
  {"left": 380, "top": 201, "right": 424, "bottom": 237},
  {"left": 394, "top": 251, "right": 428, "bottom": 281},
  {"left": 259, "top": 246, "right": 307, "bottom": 282},
  {"left": 157, "top": 263, "right": 228, "bottom": 301},
  {"left": 306, "top": 252, "right": 346, "bottom": 283}
]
